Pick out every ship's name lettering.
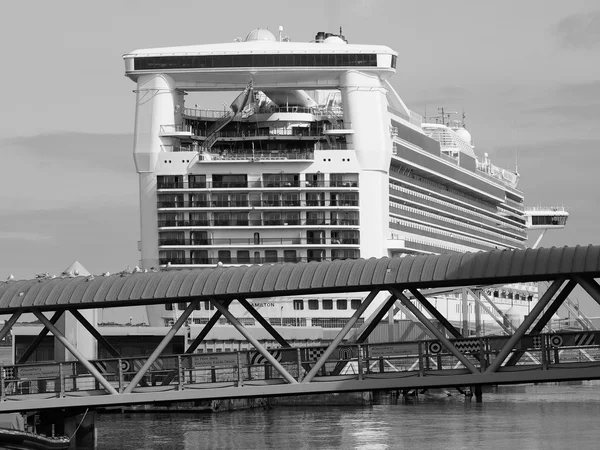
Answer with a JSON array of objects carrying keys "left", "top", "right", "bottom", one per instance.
[{"left": 250, "top": 302, "right": 275, "bottom": 308}]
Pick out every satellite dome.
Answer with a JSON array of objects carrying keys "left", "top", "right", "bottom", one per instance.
[
  {"left": 245, "top": 29, "right": 277, "bottom": 42},
  {"left": 323, "top": 36, "right": 346, "bottom": 45},
  {"left": 454, "top": 128, "right": 472, "bottom": 145}
]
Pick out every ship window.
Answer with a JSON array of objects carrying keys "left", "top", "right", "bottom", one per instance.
[
  {"left": 293, "top": 300, "right": 304, "bottom": 310},
  {"left": 165, "top": 303, "right": 173, "bottom": 311},
  {"left": 218, "top": 250, "right": 231, "bottom": 264},
  {"left": 204, "top": 301, "right": 215, "bottom": 310},
  {"left": 191, "top": 250, "right": 209, "bottom": 264},
  {"left": 283, "top": 250, "right": 298, "bottom": 263},
  {"left": 157, "top": 175, "right": 183, "bottom": 189},
  {"left": 336, "top": 299, "right": 347, "bottom": 310},
  {"left": 351, "top": 299, "right": 362, "bottom": 310},
  {"left": 265, "top": 250, "right": 278, "bottom": 263},
  {"left": 178, "top": 302, "right": 187, "bottom": 311},
  {"left": 212, "top": 174, "right": 247, "bottom": 188},
  {"left": 189, "top": 174, "right": 206, "bottom": 188},
  {"left": 159, "top": 250, "right": 185, "bottom": 265},
  {"left": 308, "top": 299, "right": 319, "bottom": 310},
  {"left": 134, "top": 54, "right": 378, "bottom": 70},
  {"left": 331, "top": 249, "right": 360, "bottom": 260},
  {"left": 323, "top": 299, "right": 333, "bottom": 310},
  {"left": 307, "top": 249, "right": 324, "bottom": 262},
  {"left": 237, "top": 250, "right": 250, "bottom": 264},
  {"left": 159, "top": 231, "right": 185, "bottom": 245},
  {"left": 331, "top": 230, "right": 359, "bottom": 244}
]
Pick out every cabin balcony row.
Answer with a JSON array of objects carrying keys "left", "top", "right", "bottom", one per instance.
[
  {"left": 159, "top": 122, "right": 352, "bottom": 139},
  {"left": 156, "top": 200, "right": 359, "bottom": 209},
  {"left": 157, "top": 178, "right": 359, "bottom": 190},
  {"left": 389, "top": 185, "right": 527, "bottom": 236},
  {"left": 158, "top": 237, "right": 360, "bottom": 246},
  {"left": 389, "top": 220, "right": 518, "bottom": 252},
  {"left": 389, "top": 204, "right": 526, "bottom": 245},
  {"left": 182, "top": 106, "right": 343, "bottom": 119},
  {"left": 159, "top": 248, "right": 361, "bottom": 266},
  {"left": 157, "top": 216, "right": 360, "bottom": 228}
]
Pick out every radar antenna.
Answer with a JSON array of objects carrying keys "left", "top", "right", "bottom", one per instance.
[{"left": 433, "top": 107, "right": 458, "bottom": 126}]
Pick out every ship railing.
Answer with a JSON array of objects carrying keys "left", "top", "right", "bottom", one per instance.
[
  {"left": 157, "top": 219, "right": 359, "bottom": 228},
  {"left": 157, "top": 180, "right": 359, "bottom": 190},
  {"left": 158, "top": 237, "right": 360, "bottom": 246},
  {"left": 183, "top": 108, "right": 230, "bottom": 119},
  {"left": 157, "top": 200, "right": 359, "bottom": 208},
  {"left": 161, "top": 144, "right": 196, "bottom": 152},
  {"left": 157, "top": 218, "right": 359, "bottom": 228},
  {"left": 158, "top": 256, "right": 359, "bottom": 265},
  {"left": 159, "top": 124, "right": 192, "bottom": 134},
  {"left": 525, "top": 206, "right": 567, "bottom": 212},
  {"left": 255, "top": 105, "right": 315, "bottom": 114},
  {"left": 200, "top": 152, "right": 314, "bottom": 161}
]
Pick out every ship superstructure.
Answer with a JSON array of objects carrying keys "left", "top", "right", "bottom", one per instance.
[{"left": 123, "top": 28, "right": 556, "bottom": 332}]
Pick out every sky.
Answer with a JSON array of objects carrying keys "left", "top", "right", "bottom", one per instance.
[{"left": 1, "top": 0, "right": 599, "bottom": 320}]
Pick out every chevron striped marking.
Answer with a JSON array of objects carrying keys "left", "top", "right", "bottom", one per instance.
[
  {"left": 574, "top": 333, "right": 595, "bottom": 346},
  {"left": 453, "top": 340, "right": 481, "bottom": 353}
]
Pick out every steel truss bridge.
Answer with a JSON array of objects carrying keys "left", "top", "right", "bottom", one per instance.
[{"left": 1, "top": 245, "right": 600, "bottom": 412}]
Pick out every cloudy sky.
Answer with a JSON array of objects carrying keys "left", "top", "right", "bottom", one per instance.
[{"left": 1, "top": 0, "right": 599, "bottom": 319}]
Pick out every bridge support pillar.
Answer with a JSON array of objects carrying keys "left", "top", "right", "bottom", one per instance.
[{"left": 473, "top": 385, "right": 483, "bottom": 403}]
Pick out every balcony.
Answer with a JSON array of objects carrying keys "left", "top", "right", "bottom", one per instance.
[
  {"left": 157, "top": 218, "right": 359, "bottom": 228},
  {"left": 158, "top": 256, "right": 360, "bottom": 265},
  {"left": 157, "top": 180, "right": 359, "bottom": 190},
  {"left": 198, "top": 151, "right": 314, "bottom": 162},
  {"left": 158, "top": 237, "right": 359, "bottom": 246},
  {"left": 157, "top": 199, "right": 358, "bottom": 208},
  {"left": 159, "top": 124, "right": 193, "bottom": 137}
]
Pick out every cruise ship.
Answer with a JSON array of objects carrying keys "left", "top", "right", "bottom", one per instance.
[{"left": 123, "top": 28, "right": 568, "bottom": 340}]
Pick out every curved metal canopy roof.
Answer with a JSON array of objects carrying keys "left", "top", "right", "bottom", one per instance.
[{"left": 1, "top": 245, "right": 599, "bottom": 314}]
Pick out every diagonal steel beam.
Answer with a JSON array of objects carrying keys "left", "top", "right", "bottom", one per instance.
[
  {"left": 210, "top": 298, "right": 298, "bottom": 384},
  {"left": 574, "top": 276, "right": 600, "bottom": 307},
  {"left": 530, "top": 280, "right": 576, "bottom": 334},
  {"left": 186, "top": 299, "right": 232, "bottom": 354},
  {"left": 344, "top": 294, "right": 393, "bottom": 342},
  {"left": 18, "top": 310, "right": 63, "bottom": 364},
  {"left": 479, "top": 290, "right": 518, "bottom": 332},
  {"left": 161, "top": 299, "right": 234, "bottom": 387},
  {"left": 355, "top": 294, "right": 398, "bottom": 344},
  {"left": 409, "top": 288, "right": 462, "bottom": 338},
  {"left": 32, "top": 310, "right": 118, "bottom": 395},
  {"left": 485, "top": 278, "right": 565, "bottom": 373},
  {"left": 237, "top": 298, "right": 291, "bottom": 348},
  {"left": 391, "top": 288, "right": 480, "bottom": 374},
  {"left": 504, "top": 280, "right": 577, "bottom": 366},
  {"left": 469, "top": 289, "right": 514, "bottom": 334},
  {"left": 123, "top": 300, "right": 199, "bottom": 394},
  {"left": 0, "top": 312, "right": 21, "bottom": 343},
  {"left": 68, "top": 309, "right": 120, "bottom": 359},
  {"left": 303, "top": 291, "right": 379, "bottom": 383}
]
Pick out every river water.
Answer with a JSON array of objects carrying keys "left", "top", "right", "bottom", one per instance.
[{"left": 95, "top": 384, "right": 600, "bottom": 449}]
